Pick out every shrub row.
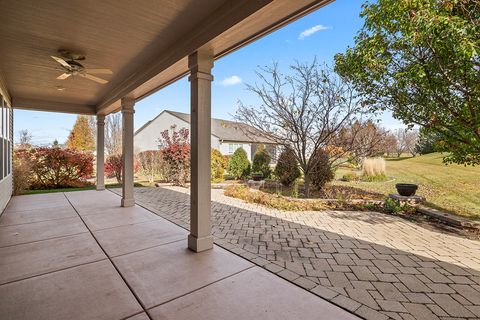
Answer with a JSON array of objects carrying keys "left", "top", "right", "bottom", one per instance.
[{"left": 13, "top": 147, "right": 94, "bottom": 194}]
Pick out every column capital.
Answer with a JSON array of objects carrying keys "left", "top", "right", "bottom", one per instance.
[
  {"left": 96, "top": 114, "right": 105, "bottom": 125},
  {"left": 121, "top": 97, "right": 135, "bottom": 113},
  {"left": 188, "top": 72, "right": 214, "bottom": 82},
  {"left": 188, "top": 50, "right": 214, "bottom": 74}
]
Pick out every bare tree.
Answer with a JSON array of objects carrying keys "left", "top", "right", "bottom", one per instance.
[
  {"left": 105, "top": 113, "right": 122, "bottom": 156},
  {"left": 395, "top": 128, "right": 419, "bottom": 157},
  {"left": 338, "top": 120, "right": 391, "bottom": 164},
  {"left": 403, "top": 129, "right": 419, "bottom": 157},
  {"left": 394, "top": 129, "right": 406, "bottom": 157},
  {"left": 17, "top": 129, "right": 33, "bottom": 148},
  {"left": 383, "top": 133, "right": 398, "bottom": 157},
  {"left": 235, "top": 60, "right": 368, "bottom": 196}
]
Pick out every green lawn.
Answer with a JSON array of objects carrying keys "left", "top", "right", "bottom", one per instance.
[
  {"left": 21, "top": 182, "right": 144, "bottom": 195},
  {"left": 334, "top": 153, "right": 480, "bottom": 220}
]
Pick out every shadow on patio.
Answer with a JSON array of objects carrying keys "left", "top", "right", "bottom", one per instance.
[{"left": 126, "top": 186, "right": 480, "bottom": 320}]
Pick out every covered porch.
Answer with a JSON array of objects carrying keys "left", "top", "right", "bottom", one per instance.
[
  {"left": 0, "top": 190, "right": 357, "bottom": 319},
  {"left": 0, "top": 0, "right": 333, "bottom": 253}
]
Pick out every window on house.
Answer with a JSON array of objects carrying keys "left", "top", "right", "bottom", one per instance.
[
  {"left": 228, "top": 143, "right": 243, "bottom": 154},
  {"left": 0, "top": 96, "right": 4, "bottom": 180},
  {"left": 0, "top": 95, "right": 12, "bottom": 180}
]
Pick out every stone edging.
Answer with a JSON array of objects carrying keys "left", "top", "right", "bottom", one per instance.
[{"left": 418, "top": 205, "right": 480, "bottom": 230}]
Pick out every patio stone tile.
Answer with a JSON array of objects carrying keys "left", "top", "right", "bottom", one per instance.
[
  {"left": 0, "top": 205, "right": 77, "bottom": 226},
  {"left": 0, "top": 217, "right": 87, "bottom": 247},
  {"left": 0, "top": 260, "right": 142, "bottom": 320},
  {"left": 149, "top": 267, "right": 360, "bottom": 320},
  {"left": 94, "top": 219, "right": 187, "bottom": 257},
  {"left": 427, "top": 294, "right": 475, "bottom": 318},
  {"left": 403, "top": 303, "right": 441, "bottom": 320},
  {"left": 112, "top": 241, "right": 253, "bottom": 308},
  {"left": 0, "top": 233, "right": 105, "bottom": 284},
  {"left": 82, "top": 206, "right": 160, "bottom": 231}
]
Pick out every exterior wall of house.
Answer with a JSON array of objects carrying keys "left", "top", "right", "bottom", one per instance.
[
  {"left": 135, "top": 112, "right": 186, "bottom": 152},
  {"left": 134, "top": 111, "right": 219, "bottom": 153},
  {"left": 134, "top": 111, "right": 278, "bottom": 165},
  {"left": 219, "top": 141, "right": 252, "bottom": 161},
  {"left": 0, "top": 79, "right": 13, "bottom": 213}
]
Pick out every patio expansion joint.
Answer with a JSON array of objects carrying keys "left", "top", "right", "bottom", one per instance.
[
  {"left": 109, "top": 238, "right": 185, "bottom": 259},
  {"left": 0, "top": 230, "right": 89, "bottom": 249},
  {"left": 0, "top": 214, "right": 79, "bottom": 228},
  {"left": 144, "top": 264, "right": 256, "bottom": 314},
  {"left": 0, "top": 256, "right": 109, "bottom": 287},
  {"left": 62, "top": 193, "right": 154, "bottom": 320}
]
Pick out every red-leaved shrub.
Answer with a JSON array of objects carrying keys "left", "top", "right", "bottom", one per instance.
[
  {"left": 105, "top": 154, "right": 123, "bottom": 183},
  {"left": 15, "top": 147, "right": 94, "bottom": 189},
  {"left": 105, "top": 154, "right": 139, "bottom": 184},
  {"left": 105, "top": 154, "right": 138, "bottom": 184},
  {"left": 159, "top": 126, "right": 190, "bottom": 186}
]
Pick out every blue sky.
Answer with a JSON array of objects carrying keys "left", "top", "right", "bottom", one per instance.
[{"left": 15, "top": 0, "right": 403, "bottom": 145}]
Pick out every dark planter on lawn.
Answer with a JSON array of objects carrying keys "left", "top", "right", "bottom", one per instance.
[
  {"left": 395, "top": 183, "right": 418, "bottom": 197},
  {"left": 251, "top": 173, "right": 264, "bottom": 181}
]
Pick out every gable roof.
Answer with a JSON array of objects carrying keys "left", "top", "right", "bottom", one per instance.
[{"left": 135, "top": 109, "right": 274, "bottom": 144}]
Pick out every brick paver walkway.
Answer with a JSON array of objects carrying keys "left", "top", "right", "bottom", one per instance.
[{"left": 120, "top": 187, "right": 480, "bottom": 320}]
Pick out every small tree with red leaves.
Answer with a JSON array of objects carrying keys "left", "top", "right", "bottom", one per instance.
[
  {"left": 105, "top": 154, "right": 138, "bottom": 184},
  {"left": 159, "top": 126, "right": 190, "bottom": 186}
]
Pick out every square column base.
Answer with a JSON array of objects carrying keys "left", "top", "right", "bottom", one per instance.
[
  {"left": 121, "top": 198, "right": 135, "bottom": 207},
  {"left": 96, "top": 185, "right": 105, "bottom": 191},
  {"left": 188, "top": 234, "right": 213, "bottom": 252}
]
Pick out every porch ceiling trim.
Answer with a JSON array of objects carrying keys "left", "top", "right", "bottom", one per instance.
[{"left": 13, "top": 97, "right": 96, "bottom": 115}]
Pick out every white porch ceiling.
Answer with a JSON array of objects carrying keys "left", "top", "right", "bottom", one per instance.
[{"left": 0, "top": 0, "right": 333, "bottom": 115}]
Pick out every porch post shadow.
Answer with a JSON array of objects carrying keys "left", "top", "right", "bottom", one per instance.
[
  {"left": 121, "top": 97, "right": 135, "bottom": 207},
  {"left": 96, "top": 114, "right": 105, "bottom": 191},
  {"left": 188, "top": 49, "right": 214, "bottom": 252}
]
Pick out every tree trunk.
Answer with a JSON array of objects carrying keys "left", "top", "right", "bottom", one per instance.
[{"left": 304, "top": 173, "right": 311, "bottom": 198}]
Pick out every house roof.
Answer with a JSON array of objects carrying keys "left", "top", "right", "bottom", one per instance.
[{"left": 136, "top": 110, "right": 275, "bottom": 144}]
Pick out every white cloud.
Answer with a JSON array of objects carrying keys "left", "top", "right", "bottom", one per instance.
[
  {"left": 298, "top": 24, "right": 331, "bottom": 40},
  {"left": 220, "top": 75, "right": 242, "bottom": 86}
]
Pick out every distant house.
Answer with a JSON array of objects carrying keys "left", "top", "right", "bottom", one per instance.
[{"left": 134, "top": 110, "right": 278, "bottom": 162}]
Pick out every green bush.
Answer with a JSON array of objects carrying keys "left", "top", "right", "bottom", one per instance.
[
  {"left": 211, "top": 148, "right": 228, "bottom": 182},
  {"left": 227, "top": 148, "right": 251, "bottom": 179},
  {"left": 341, "top": 172, "right": 358, "bottom": 182},
  {"left": 308, "top": 149, "right": 334, "bottom": 190},
  {"left": 252, "top": 147, "right": 271, "bottom": 179},
  {"left": 274, "top": 148, "right": 301, "bottom": 186},
  {"left": 360, "top": 173, "right": 388, "bottom": 182}
]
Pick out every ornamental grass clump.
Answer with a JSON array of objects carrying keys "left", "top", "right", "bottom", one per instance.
[{"left": 361, "top": 157, "right": 387, "bottom": 181}]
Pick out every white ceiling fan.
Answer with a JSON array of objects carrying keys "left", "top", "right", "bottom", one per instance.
[{"left": 51, "top": 50, "right": 112, "bottom": 84}]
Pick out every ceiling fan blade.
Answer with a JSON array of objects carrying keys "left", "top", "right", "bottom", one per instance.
[
  {"left": 81, "top": 73, "right": 108, "bottom": 84},
  {"left": 51, "top": 56, "right": 72, "bottom": 70},
  {"left": 85, "top": 68, "right": 112, "bottom": 74},
  {"left": 56, "top": 73, "right": 71, "bottom": 80}
]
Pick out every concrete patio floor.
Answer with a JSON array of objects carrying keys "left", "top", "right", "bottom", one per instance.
[{"left": 0, "top": 190, "right": 359, "bottom": 320}]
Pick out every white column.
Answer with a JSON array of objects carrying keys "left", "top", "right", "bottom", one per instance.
[
  {"left": 188, "top": 50, "right": 214, "bottom": 252},
  {"left": 96, "top": 114, "right": 105, "bottom": 191},
  {"left": 121, "top": 97, "right": 135, "bottom": 207}
]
